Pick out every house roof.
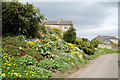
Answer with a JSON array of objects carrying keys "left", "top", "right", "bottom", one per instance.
[
  {"left": 42, "top": 18, "right": 73, "bottom": 25},
  {"left": 100, "top": 35, "right": 118, "bottom": 43},
  {"left": 43, "top": 20, "right": 73, "bottom": 25}
]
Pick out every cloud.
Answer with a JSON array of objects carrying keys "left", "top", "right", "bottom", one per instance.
[{"left": 26, "top": 2, "right": 118, "bottom": 40}]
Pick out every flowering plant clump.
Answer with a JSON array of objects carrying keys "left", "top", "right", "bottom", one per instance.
[
  {"left": 56, "top": 36, "right": 59, "bottom": 40},
  {"left": 67, "top": 43, "right": 75, "bottom": 49},
  {"left": 28, "top": 41, "right": 36, "bottom": 46}
]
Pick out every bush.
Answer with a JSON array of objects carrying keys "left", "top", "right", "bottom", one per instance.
[
  {"left": 63, "top": 26, "right": 76, "bottom": 44},
  {"left": 20, "top": 54, "right": 37, "bottom": 66},
  {"left": 75, "top": 38, "right": 95, "bottom": 55},
  {"left": 52, "top": 28, "right": 62, "bottom": 37},
  {"left": 91, "top": 40, "right": 99, "bottom": 48},
  {"left": 2, "top": 2, "right": 44, "bottom": 37}
]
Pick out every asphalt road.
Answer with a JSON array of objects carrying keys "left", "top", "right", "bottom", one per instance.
[{"left": 77, "top": 53, "right": 118, "bottom": 78}]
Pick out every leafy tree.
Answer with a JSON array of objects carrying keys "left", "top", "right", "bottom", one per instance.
[
  {"left": 2, "top": 2, "right": 44, "bottom": 37},
  {"left": 63, "top": 26, "right": 76, "bottom": 43}
]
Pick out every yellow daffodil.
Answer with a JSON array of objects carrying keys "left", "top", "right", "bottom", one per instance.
[
  {"left": 11, "top": 73, "right": 13, "bottom": 76},
  {"left": 3, "top": 66, "right": 5, "bottom": 68},
  {"left": 7, "top": 67, "right": 10, "bottom": 69},
  {"left": 72, "top": 52, "right": 76, "bottom": 54},
  {"left": 68, "top": 58, "right": 70, "bottom": 60},
  {"left": 67, "top": 43, "right": 75, "bottom": 49},
  {"left": 8, "top": 72, "right": 10, "bottom": 74},
  {"left": 81, "top": 54, "right": 83, "bottom": 57},
  {"left": 28, "top": 41, "right": 35, "bottom": 46},
  {"left": 12, "top": 70, "right": 14, "bottom": 72},
  {"left": 16, "top": 73, "right": 18, "bottom": 77},
  {"left": 32, "top": 74, "right": 34, "bottom": 76},
  {"left": 7, "top": 64, "right": 11, "bottom": 66},
  {"left": 2, "top": 73, "right": 5, "bottom": 77},
  {"left": 30, "top": 71, "right": 33, "bottom": 73},
  {"left": 26, "top": 73, "right": 28, "bottom": 75},
  {"left": 56, "top": 36, "right": 59, "bottom": 40},
  {"left": 21, "top": 62, "right": 23, "bottom": 64}
]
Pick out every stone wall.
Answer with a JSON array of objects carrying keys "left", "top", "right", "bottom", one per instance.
[
  {"left": 98, "top": 44, "right": 118, "bottom": 50},
  {"left": 98, "top": 44, "right": 112, "bottom": 49}
]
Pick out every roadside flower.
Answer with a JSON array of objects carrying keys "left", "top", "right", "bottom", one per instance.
[
  {"left": 81, "top": 54, "right": 83, "bottom": 57},
  {"left": 16, "top": 73, "right": 18, "bottom": 77},
  {"left": 19, "top": 47, "right": 23, "bottom": 50},
  {"left": 39, "top": 39, "right": 42, "bottom": 41},
  {"left": 26, "top": 73, "right": 28, "bottom": 75},
  {"left": 21, "top": 62, "right": 23, "bottom": 64},
  {"left": 24, "top": 70, "right": 26, "bottom": 72},
  {"left": 7, "top": 67, "right": 10, "bottom": 69},
  {"left": 72, "top": 52, "right": 77, "bottom": 54},
  {"left": 2, "top": 73, "right": 5, "bottom": 77},
  {"left": 19, "top": 74, "right": 21, "bottom": 77},
  {"left": 8, "top": 72, "right": 10, "bottom": 74},
  {"left": 28, "top": 41, "right": 36, "bottom": 46},
  {"left": 68, "top": 58, "right": 70, "bottom": 60},
  {"left": 12, "top": 70, "right": 14, "bottom": 72},
  {"left": 30, "top": 71, "right": 33, "bottom": 73},
  {"left": 3, "top": 66, "right": 5, "bottom": 68},
  {"left": 36, "top": 48, "right": 38, "bottom": 51},
  {"left": 11, "top": 73, "right": 13, "bottom": 76},
  {"left": 49, "top": 35, "right": 53, "bottom": 39},
  {"left": 56, "top": 36, "right": 59, "bottom": 40},
  {"left": 67, "top": 43, "right": 75, "bottom": 49}
]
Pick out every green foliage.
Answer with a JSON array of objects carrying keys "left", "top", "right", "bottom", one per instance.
[
  {"left": 63, "top": 26, "right": 76, "bottom": 44},
  {"left": 75, "top": 38, "right": 95, "bottom": 55},
  {"left": 28, "top": 65, "right": 53, "bottom": 78},
  {"left": 2, "top": 2, "right": 44, "bottom": 37},
  {"left": 38, "top": 59, "right": 66, "bottom": 73},
  {"left": 20, "top": 54, "right": 37, "bottom": 66},
  {"left": 2, "top": 35, "right": 37, "bottom": 56},
  {"left": 91, "top": 40, "right": 99, "bottom": 47},
  {"left": 52, "top": 28, "right": 62, "bottom": 37}
]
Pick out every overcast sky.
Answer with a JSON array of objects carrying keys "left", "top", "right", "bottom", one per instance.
[{"left": 20, "top": 2, "right": 118, "bottom": 40}]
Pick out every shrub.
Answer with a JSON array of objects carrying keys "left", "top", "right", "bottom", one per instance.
[
  {"left": 20, "top": 54, "right": 37, "bottom": 66},
  {"left": 63, "top": 26, "right": 76, "bottom": 44},
  {"left": 75, "top": 38, "right": 95, "bottom": 55},
  {"left": 52, "top": 28, "right": 62, "bottom": 37},
  {"left": 91, "top": 40, "right": 99, "bottom": 48}
]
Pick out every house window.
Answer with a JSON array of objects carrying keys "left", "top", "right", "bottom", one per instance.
[{"left": 64, "top": 27, "right": 68, "bottom": 30}]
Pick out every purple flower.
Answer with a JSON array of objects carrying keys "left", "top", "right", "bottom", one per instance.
[
  {"left": 87, "top": 54, "right": 90, "bottom": 56},
  {"left": 57, "top": 46, "right": 61, "bottom": 48}
]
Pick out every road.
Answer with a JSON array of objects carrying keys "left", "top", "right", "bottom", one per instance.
[{"left": 76, "top": 53, "right": 118, "bottom": 78}]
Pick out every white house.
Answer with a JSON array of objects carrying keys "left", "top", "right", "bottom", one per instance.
[{"left": 42, "top": 17, "right": 73, "bottom": 36}]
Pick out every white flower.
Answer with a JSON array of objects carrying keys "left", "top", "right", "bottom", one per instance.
[
  {"left": 36, "top": 48, "right": 38, "bottom": 51},
  {"left": 19, "top": 74, "right": 21, "bottom": 77}
]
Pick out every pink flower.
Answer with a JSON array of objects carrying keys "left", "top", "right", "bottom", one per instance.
[{"left": 49, "top": 35, "right": 53, "bottom": 39}]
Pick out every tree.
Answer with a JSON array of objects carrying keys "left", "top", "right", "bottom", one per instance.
[
  {"left": 63, "top": 26, "right": 76, "bottom": 43},
  {"left": 2, "top": 2, "right": 44, "bottom": 37}
]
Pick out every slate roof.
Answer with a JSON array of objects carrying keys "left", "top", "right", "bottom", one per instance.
[
  {"left": 42, "top": 20, "right": 73, "bottom": 25},
  {"left": 100, "top": 35, "right": 118, "bottom": 43}
]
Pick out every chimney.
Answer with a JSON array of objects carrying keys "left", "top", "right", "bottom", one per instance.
[
  {"left": 59, "top": 17, "right": 62, "bottom": 20},
  {"left": 58, "top": 17, "right": 62, "bottom": 24}
]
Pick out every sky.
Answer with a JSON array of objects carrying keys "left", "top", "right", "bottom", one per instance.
[{"left": 19, "top": 1, "right": 118, "bottom": 40}]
